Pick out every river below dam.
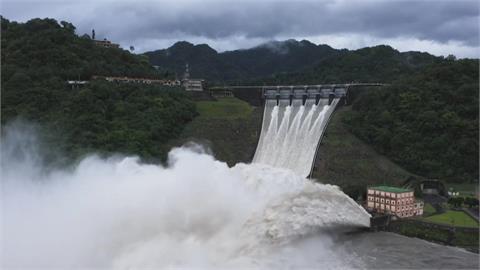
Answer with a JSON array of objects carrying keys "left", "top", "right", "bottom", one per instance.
[{"left": 339, "top": 232, "right": 478, "bottom": 269}]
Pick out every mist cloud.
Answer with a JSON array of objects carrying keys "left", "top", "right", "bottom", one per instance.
[{"left": 0, "top": 122, "right": 369, "bottom": 268}]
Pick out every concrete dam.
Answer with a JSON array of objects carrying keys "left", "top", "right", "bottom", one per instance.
[{"left": 252, "top": 84, "right": 383, "bottom": 178}]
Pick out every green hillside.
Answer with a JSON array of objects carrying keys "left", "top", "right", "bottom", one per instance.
[
  {"left": 164, "top": 97, "right": 262, "bottom": 166},
  {"left": 344, "top": 60, "right": 479, "bottom": 182},
  {"left": 1, "top": 17, "right": 159, "bottom": 84},
  {"left": 264, "top": 45, "right": 441, "bottom": 84},
  {"left": 196, "top": 98, "right": 254, "bottom": 120},
  {"left": 1, "top": 17, "right": 196, "bottom": 163},
  {"left": 145, "top": 41, "right": 440, "bottom": 84},
  {"left": 144, "top": 40, "right": 340, "bottom": 82},
  {"left": 312, "top": 106, "right": 415, "bottom": 198}
]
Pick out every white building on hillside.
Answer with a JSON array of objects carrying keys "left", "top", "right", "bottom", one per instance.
[{"left": 182, "top": 63, "right": 204, "bottom": 91}]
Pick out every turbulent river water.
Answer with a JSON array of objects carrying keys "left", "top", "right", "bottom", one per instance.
[{"left": 1, "top": 124, "right": 478, "bottom": 269}]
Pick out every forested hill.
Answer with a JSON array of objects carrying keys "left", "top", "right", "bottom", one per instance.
[
  {"left": 344, "top": 59, "right": 479, "bottom": 183},
  {"left": 144, "top": 40, "right": 442, "bottom": 84},
  {"left": 262, "top": 46, "right": 443, "bottom": 84},
  {"left": 144, "top": 40, "right": 339, "bottom": 82},
  {"left": 1, "top": 17, "right": 161, "bottom": 82},
  {"left": 1, "top": 17, "right": 196, "bottom": 163}
]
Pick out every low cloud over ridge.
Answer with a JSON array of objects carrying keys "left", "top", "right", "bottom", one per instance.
[{"left": 2, "top": 0, "right": 479, "bottom": 57}]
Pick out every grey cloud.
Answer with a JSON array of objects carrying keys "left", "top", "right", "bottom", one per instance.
[
  {"left": 2, "top": 0, "right": 479, "bottom": 52},
  {"left": 92, "top": 0, "right": 479, "bottom": 46}
]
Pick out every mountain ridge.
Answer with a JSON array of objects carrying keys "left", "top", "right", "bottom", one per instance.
[{"left": 144, "top": 39, "right": 442, "bottom": 83}]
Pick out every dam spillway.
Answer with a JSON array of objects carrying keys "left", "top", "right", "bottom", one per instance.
[{"left": 253, "top": 86, "right": 343, "bottom": 178}]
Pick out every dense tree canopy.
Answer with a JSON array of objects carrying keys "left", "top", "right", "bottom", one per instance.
[
  {"left": 1, "top": 17, "right": 196, "bottom": 163},
  {"left": 259, "top": 46, "right": 442, "bottom": 85},
  {"left": 145, "top": 41, "right": 441, "bottom": 85},
  {"left": 343, "top": 60, "right": 479, "bottom": 182},
  {"left": 1, "top": 17, "right": 167, "bottom": 81},
  {"left": 61, "top": 82, "right": 196, "bottom": 160},
  {"left": 145, "top": 40, "right": 338, "bottom": 82}
]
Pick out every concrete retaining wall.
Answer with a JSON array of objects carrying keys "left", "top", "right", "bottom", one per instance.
[{"left": 387, "top": 219, "right": 479, "bottom": 253}]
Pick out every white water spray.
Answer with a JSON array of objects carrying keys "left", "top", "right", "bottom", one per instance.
[{"left": 1, "top": 122, "right": 370, "bottom": 269}]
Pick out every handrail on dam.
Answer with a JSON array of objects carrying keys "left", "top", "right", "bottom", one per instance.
[
  {"left": 261, "top": 83, "right": 386, "bottom": 105},
  {"left": 210, "top": 83, "right": 387, "bottom": 90},
  {"left": 262, "top": 83, "right": 386, "bottom": 97}
]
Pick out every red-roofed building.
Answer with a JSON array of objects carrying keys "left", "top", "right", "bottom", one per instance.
[{"left": 366, "top": 186, "right": 424, "bottom": 218}]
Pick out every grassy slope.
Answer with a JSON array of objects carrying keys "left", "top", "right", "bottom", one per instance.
[
  {"left": 195, "top": 98, "right": 254, "bottom": 120},
  {"left": 311, "top": 105, "right": 414, "bottom": 188},
  {"left": 164, "top": 97, "right": 262, "bottom": 166},
  {"left": 423, "top": 210, "right": 479, "bottom": 227},
  {"left": 423, "top": 203, "right": 436, "bottom": 216}
]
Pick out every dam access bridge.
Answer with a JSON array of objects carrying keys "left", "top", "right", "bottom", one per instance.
[{"left": 261, "top": 83, "right": 385, "bottom": 105}]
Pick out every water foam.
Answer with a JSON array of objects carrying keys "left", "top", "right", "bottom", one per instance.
[{"left": 1, "top": 125, "right": 370, "bottom": 269}]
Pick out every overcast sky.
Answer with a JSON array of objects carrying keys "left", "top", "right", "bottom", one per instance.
[{"left": 2, "top": 0, "right": 479, "bottom": 58}]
